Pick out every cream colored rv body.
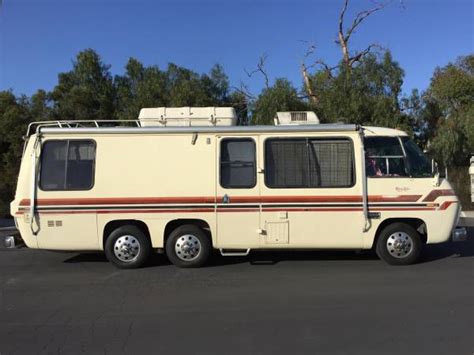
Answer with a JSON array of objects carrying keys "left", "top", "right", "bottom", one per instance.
[{"left": 10, "top": 109, "right": 461, "bottom": 267}]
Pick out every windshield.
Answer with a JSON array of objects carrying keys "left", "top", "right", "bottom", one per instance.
[{"left": 401, "top": 137, "right": 433, "bottom": 177}]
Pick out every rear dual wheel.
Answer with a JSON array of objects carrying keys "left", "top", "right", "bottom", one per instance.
[{"left": 166, "top": 225, "right": 211, "bottom": 268}]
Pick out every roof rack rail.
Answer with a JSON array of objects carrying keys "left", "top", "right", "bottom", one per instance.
[{"left": 25, "top": 119, "right": 142, "bottom": 138}]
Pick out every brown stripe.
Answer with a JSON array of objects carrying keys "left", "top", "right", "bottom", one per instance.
[
  {"left": 19, "top": 197, "right": 216, "bottom": 206},
  {"left": 422, "top": 189, "right": 456, "bottom": 202},
  {"left": 16, "top": 206, "right": 437, "bottom": 216},
  {"left": 19, "top": 194, "right": 422, "bottom": 207},
  {"left": 33, "top": 208, "right": 215, "bottom": 215},
  {"left": 438, "top": 201, "right": 457, "bottom": 210},
  {"left": 263, "top": 207, "right": 362, "bottom": 212}
]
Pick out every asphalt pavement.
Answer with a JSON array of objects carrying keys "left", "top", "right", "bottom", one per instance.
[{"left": 0, "top": 230, "right": 473, "bottom": 355}]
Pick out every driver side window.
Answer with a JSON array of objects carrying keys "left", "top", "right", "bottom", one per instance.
[{"left": 364, "top": 137, "right": 407, "bottom": 177}]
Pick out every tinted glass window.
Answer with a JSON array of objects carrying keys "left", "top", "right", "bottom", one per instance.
[
  {"left": 265, "top": 138, "right": 354, "bottom": 188},
  {"left": 265, "top": 139, "right": 308, "bottom": 188},
  {"left": 401, "top": 137, "right": 433, "bottom": 177},
  {"left": 220, "top": 139, "right": 256, "bottom": 188},
  {"left": 364, "top": 136, "right": 403, "bottom": 156},
  {"left": 40, "top": 140, "right": 96, "bottom": 190},
  {"left": 364, "top": 137, "right": 407, "bottom": 177}
]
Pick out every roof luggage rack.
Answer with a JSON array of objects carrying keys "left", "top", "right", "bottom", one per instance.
[{"left": 25, "top": 119, "right": 142, "bottom": 138}]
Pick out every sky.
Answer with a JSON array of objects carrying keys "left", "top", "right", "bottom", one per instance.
[{"left": 0, "top": 0, "right": 473, "bottom": 99}]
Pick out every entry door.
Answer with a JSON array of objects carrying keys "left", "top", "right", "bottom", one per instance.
[
  {"left": 216, "top": 136, "right": 260, "bottom": 249},
  {"left": 36, "top": 139, "right": 99, "bottom": 250}
]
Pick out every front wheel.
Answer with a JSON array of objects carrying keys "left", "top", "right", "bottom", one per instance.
[
  {"left": 376, "top": 222, "right": 422, "bottom": 265},
  {"left": 166, "top": 225, "right": 211, "bottom": 268}
]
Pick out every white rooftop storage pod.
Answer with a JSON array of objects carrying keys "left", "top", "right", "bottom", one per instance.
[{"left": 138, "top": 107, "right": 238, "bottom": 127}]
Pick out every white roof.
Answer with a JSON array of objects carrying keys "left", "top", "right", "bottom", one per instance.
[{"left": 362, "top": 126, "right": 408, "bottom": 137}]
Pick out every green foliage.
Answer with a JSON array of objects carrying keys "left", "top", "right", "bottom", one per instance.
[
  {"left": 115, "top": 58, "right": 167, "bottom": 120},
  {"left": 1, "top": 48, "right": 472, "bottom": 217},
  {"left": 228, "top": 90, "right": 249, "bottom": 125},
  {"left": 115, "top": 60, "right": 232, "bottom": 120},
  {"left": 252, "top": 78, "right": 308, "bottom": 125},
  {"left": 0, "top": 91, "right": 39, "bottom": 216},
  {"left": 414, "top": 55, "right": 474, "bottom": 166},
  {"left": 309, "top": 51, "right": 410, "bottom": 130},
  {"left": 50, "top": 49, "right": 115, "bottom": 121}
]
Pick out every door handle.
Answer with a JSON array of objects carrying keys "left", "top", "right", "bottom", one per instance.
[{"left": 222, "top": 194, "right": 230, "bottom": 204}]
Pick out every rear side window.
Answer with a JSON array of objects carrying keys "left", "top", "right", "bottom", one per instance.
[
  {"left": 220, "top": 138, "right": 256, "bottom": 188},
  {"left": 364, "top": 137, "right": 407, "bottom": 177},
  {"left": 265, "top": 138, "right": 354, "bottom": 188},
  {"left": 40, "top": 140, "right": 96, "bottom": 190}
]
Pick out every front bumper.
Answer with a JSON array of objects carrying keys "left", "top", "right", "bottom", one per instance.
[{"left": 452, "top": 227, "right": 467, "bottom": 242}]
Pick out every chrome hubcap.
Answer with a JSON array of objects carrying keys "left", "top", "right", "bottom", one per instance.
[
  {"left": 175, "top": 234, "right": 201, "bottom": 261},
  {"left": 113, "top": 235, "right": 140, "bottom": 262},
  {"left": 387, "top": 232, "right": 413, "bottom": 258}
]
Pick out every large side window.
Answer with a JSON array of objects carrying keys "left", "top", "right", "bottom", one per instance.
[
  {"left": 220, "top": 138, "right": 256, "bottom": 188},
  {"left": 265, "top": 138, "right": 354, "bottom": 188},
  {"left": 364, "top": 137, "right": 407, "bottom": 177},
  {"left": 40, "top": 140, "right": 96, "bottom": 191}
]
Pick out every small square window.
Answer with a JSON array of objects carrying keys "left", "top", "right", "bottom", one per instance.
[{"left": 220, "top": 139, "right": 256, "bottom": 188}]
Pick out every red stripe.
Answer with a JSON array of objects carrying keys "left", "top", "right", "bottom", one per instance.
[
  {"left": 372, "top": 207, "right": 435, "bottom": 211},
  {"left": 217, "top": 208, "right": 260, "bottom": 212},
  {"left": 17, "top": 206, "right": 438, "bottom": 216},
  {"left": 33, "top": 208, "right": 215, "bottom": 215},
  {"left": 438, "top": 201, "right": 457, "bottom": 210},
  {"left": 263, "top": 207, "right": 362, "bottom": 212},
  {"left": 19, "top": 194, "right": 422, "bottom": 206},
  {"left": 422, "top": 189, "right": 456, "bottom": 202},
  {"left": 97, "top": 209, "right": 214, "bottom": 214},
  {"left": 19, "top": 197, "right": 216, "bottom": 206}
]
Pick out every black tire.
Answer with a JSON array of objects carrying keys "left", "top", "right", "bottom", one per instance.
[
  {"left": 376, "top": 222, "right": 422, "bottom": 265},
  {"left": 166, "top": 224, "right": 211, "bottom": 268},
  {"left": 104, "top": 225, "right": 152, "bottom": 269}
]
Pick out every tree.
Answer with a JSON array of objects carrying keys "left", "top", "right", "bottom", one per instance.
[
  {"left": 252, "top": 79, "right": 308, "bottom": 125},
  {"left": 308, "top": 51, "right": 409, "bottom": 129},
  {"left": 50, "top": 49, "right": 115, "bottom": 121},
  {"left": 115, "top": 61, "right": 232, "bottom": 120},
  {"left": 425, "top": 55, "right": 474, "bottom": 166},
  {"left": 301, "top": 0, "right": 396, "bottom": 104},
  {"left": 166, "top": 63, "right": 231, "bottom": 107},
  {"left": 0, "top": 91, "right": 34, "bottom": 216},
  {"left": 115, "top": 58, "right": 168, "bottom": 120}
]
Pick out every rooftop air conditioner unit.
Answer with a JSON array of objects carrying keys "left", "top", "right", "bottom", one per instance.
[{"left": 274, "top": 111, "right": 320, "bottom": 125}]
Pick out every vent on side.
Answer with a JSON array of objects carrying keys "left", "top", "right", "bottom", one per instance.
[{"left": 290, "top": 112, "right": 307, "bottom": 122}]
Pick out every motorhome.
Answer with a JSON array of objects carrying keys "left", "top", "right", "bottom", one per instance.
[{"left": 10, "top": 107, "right": 465, "bottom": 268}]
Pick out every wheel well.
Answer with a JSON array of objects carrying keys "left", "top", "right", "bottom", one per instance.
[
  {"left": 164, "top": 219, "right": 212, "bottom": 246},
  {"left": 372, "top": 218, "right": 427, "bottom": 248},
  {"left": 103, "top": 219, "right": 151, "bottom": 248}
]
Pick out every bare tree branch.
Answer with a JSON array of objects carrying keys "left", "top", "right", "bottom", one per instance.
[
  {"left": 244, "top": 54, "right": 270, "bottom": 89},
  {"left": 300, "top": 41, "right": 340, "bottom": 106},
  {"left": 344, "top": 2, "right": 387, "bottom": 43},
  {"left": 300, "top": 41, "right": 319, "bottom": 105},
  {"left": 348, "top": 43, "right": 384, "bottom": 66},
  {"left": 313, "top": 60, "right": 338, "bottom": 75},
  {"left": 337, "top": 0, "right": 391, "bottom": 70},
  {"left": 231, "top": 82, "right": 256, "bottom": 100}
]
